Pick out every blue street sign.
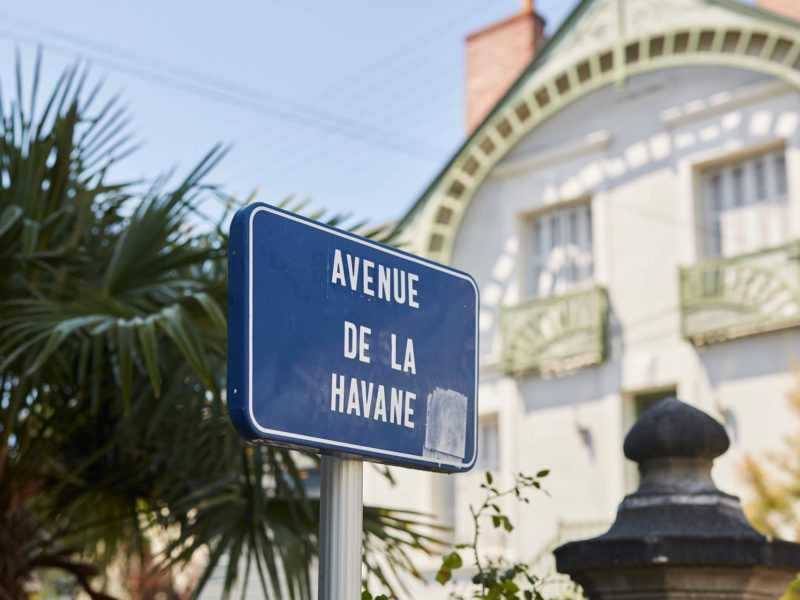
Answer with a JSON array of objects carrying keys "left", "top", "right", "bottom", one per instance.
[{"left": 227, "top": 203, "right": 479, "bottom": 472}]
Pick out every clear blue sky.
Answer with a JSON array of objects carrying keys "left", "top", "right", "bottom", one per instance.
[{"left": 1, "top": 1, "right": 584, "bottom": 224}]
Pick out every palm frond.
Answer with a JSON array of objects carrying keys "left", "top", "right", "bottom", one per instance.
[{"left": 1, "top": 53, "right": 438, "bottom": 600}]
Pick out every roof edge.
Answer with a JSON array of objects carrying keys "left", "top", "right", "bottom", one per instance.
[
  {"left": 394, "top": 0, "right": 596, "bottom": 233},
  {"left": 395, "top": 0, "right": 800, "bottom": 239}
]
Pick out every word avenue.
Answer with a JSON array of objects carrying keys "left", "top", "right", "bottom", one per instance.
[{"left": 331, "top": 248, "right": 420, "bottom": 308}]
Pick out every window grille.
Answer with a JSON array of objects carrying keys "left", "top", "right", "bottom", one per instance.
[
  {"left": 527, "top": 202, "right": 594, "bottom": 297},
  {"left": 702, "top": 149, "right": 789, "bottom": 257}
]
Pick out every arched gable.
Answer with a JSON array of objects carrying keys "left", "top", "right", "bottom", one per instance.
[{"left": 402, "top": 0, "right": 800, "bottom": 265}]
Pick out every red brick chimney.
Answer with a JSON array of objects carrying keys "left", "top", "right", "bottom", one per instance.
[
  {"left": 758, "top": 0, "right": 800, "bottom": 21},
  {"left": 464, "top": 0, "right": 545, "bottom": 133}
]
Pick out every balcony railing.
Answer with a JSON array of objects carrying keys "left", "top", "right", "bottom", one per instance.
[
  {"left": 499, "top": 286, "right": 607, "bottom": 376},
  {"left": 679, "top": 240, "right": 800, "bottom": 345}
]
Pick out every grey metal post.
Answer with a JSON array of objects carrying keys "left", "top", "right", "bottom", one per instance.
[{"left": 318, "top": 455, "right": 363, "bottom": 600}]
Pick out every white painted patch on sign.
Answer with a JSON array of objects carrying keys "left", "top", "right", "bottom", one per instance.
[{"left": 423, "top": 388, "right": 468, "bottom": 465}]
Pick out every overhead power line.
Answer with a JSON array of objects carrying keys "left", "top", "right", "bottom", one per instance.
[
  {"left": 0, "top": 2, "right": 505, "bottom": 195},
  {"left": 228, "top": 74, "right": 464, "bottom": 185},
  {"left": 226, "top": 0, "right": 496, "bottom": 184},
  {"left": 0, "top": 20, "right": 447, "bottom": 160}
]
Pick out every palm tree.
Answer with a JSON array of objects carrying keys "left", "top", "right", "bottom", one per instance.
[{"left": 0, "top": 53, "right": 442, "bottom": 600}]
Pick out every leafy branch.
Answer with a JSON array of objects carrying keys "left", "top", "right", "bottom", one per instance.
[{"left": 436, "top": 470, "right": 549, "bottom": 600}]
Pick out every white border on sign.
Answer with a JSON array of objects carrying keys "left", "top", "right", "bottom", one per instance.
[{"left": 247, "top": 205, "right": 479, "bottom": 469}]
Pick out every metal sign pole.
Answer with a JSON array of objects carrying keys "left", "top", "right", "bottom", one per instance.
[{"left": 318, "top": 455, "right": 363, "bottom": 600}]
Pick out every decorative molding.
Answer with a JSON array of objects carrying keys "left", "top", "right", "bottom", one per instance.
[
  {"left": 410, "top": 15, "right": 800, "bottom": 265},
  {"left": 499, "top": 286, "right": 607, "bottom": 375},
  {"left": 660, "top": 78, "right": 797, "bottom": 128},
  {"left": 556, "top": 0, "right": 616, "bottom": 58},
  {"left": 491, "top": 130, "right": 612, "bottom": 179},
  {"left": 680, "top": 240, "right": 800, "bottom": 345}
]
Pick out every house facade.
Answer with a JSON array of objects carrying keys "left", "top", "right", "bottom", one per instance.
[{"left": 363, "top": 0, "right": 800, "bottom": 597}]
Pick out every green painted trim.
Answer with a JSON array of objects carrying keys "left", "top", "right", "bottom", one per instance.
[
  {"left": 398, "top": 2, "right": 800, "bottom": 266},
  {"left": 394, "top": 0, "right": 598, "bottom": 233},
  {"left": 499, "top": 285, "right": 607, "bottom": 375},
  {"left": 707, "top": 0, "right": 800, "bottom": 28},
  {"left": 679, "top": 240, "right": 800, "bottom": 345},
  {"left": 429, "top": 41, "right": 800, "bottom": 263}
]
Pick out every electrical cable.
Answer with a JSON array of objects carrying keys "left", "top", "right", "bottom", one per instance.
[
  {"left": 219, "top": 1, "right": 505, "bottom": 185},
  {"left": 221, "top": 0, "right": 497, "bottom": 163},
  {"left": 0, "top": 28, "right": 446, "bottom": 160},
  {"left": 0, "top": 2, "right": 496, "bottom": 174}
]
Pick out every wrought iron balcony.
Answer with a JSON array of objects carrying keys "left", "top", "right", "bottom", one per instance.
[
  {"left": 499, "top": 286, "right": 607, "bottom": 376},
  {"left": 680, "top": 241, "right": 800, "bottom": 345}
]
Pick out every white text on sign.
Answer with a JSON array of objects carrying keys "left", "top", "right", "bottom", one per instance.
[
  {"left": 329, "top": 248, "right": 419, "bottom": 430},
  {"left": 330, "top": 248, "right": 420, "bottom": 308}
]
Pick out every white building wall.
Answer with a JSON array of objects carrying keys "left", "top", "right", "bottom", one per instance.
[{"left": 364, "top": 64, "right": 800, "bottom": 599}]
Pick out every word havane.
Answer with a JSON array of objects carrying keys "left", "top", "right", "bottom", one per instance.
[{"left": 330, "top": 373, "right": 415, "bottom": 429}]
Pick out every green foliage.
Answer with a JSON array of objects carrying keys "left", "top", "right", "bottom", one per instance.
[
  {"left": 0, "top": 53, "right": 435, "bottom": 600},
  {"left": 362, "top": 470, "right": 554, "bottom": 600},
  {"left": 742, "top": 380, "right": 800, "bottom": 538},
  {"left": 434, "top": 471, "right": 550, "bottom": 600},
  {"left": 436, "top": 551, "right": 464, "bottom": 585},
  {"left": 742, "top": 378, "right": 800, "bottom": 600},
  {"left": 783, "top": 576, "right": 800, "bottom": 600}
]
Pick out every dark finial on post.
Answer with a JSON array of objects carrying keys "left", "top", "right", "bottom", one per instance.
[
  {"left": 624, "top": 397, "right": 730, "bottom": 496},
  {"left": 624, "top": 397, "right": 729, "bottom": 462},
  {"left": 554, "top": 398, "right": 800, "bottom": 600}
]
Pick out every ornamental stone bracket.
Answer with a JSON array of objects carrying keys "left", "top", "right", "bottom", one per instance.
[
  {"left": 554, "top": 397, "right": 800, "bottom": 600},
  {"left": 679, "top": 240, "right": 800, "bottom": 345},
  {"left": 499, "top": 286, "right": 607, "bottom": 376}
]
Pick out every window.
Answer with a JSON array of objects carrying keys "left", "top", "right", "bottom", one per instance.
[
  {"left": 475, "top": 414, "right": 500, "bottom": 471},
  {"left": 702, "top": 149, "right": 789, "bottom": 257},
  {"left": 632, "top": 388, "right": 674, "bottom": 418},
  {"left": 527, "top": 202, "right": 593, "bottom": 297}
]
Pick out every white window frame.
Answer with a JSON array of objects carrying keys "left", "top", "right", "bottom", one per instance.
[
  {"left": 699, "top": 145, "right": 789, "bottom": 258},
  {"left": 475, "top": 413, "right": 500, "bottom": 472},
  {"left": 522, "top": 198, "right": 594, "bottom": 298}
]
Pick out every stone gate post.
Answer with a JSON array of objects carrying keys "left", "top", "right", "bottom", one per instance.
[{"left": 555, "top": 397, "right": 800, "bottom": 600}]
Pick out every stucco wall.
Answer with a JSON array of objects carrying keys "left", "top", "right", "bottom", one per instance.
[{"left": 364, "top": 64, "right": 800, "bottom": 599}]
